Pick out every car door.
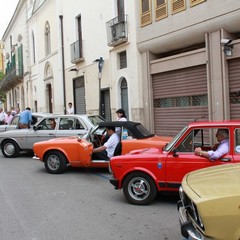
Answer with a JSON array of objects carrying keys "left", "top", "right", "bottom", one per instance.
[
  {"left": 55, "top": 117, "right": 88, "bottom": 137},
  {"left": 25, "top": 117, "right": 58, "bottom": 148},
  {"left": 165, "top": 127, "right": 233, "bottom": 189},
  {"left": 232, "top": 128, "right": 240, "bottom": 162}
]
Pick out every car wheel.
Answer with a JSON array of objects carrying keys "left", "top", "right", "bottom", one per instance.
[
  {"left": 1, "top": 140, "right": 20, "bottom": 158},
  {"left": 44, "top": 151, "right": 67, "bottom": 174},
  {"left": 123, "top": 172, "right": 157, "bottom": 205}
]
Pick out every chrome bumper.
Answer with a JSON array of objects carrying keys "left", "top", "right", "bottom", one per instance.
[{"left": 178, "top": 201, "right": 211, "bottom": 240}]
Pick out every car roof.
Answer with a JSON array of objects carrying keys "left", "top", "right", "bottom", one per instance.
[
  {"left": 188, "top": 121, "right": 240, "bottom": 128},
  {"left": 98, "top": 121, "right": 140, "bottom": 128},
  {"left": 98, "top": 121, "right": 155, "bottom": 139}
]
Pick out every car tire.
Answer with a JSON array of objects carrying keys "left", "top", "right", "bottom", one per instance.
[
  {"left": 1, "top": 140, "right": 20, "bottom": 158},
  {"left": 44, "top": 151, "right": 67, "bottom": 174},
  {"left": 123, "top": 172, "right": 157, "bottom": 205}
]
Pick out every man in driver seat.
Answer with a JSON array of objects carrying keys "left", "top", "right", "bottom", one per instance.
[
  {"left": 195, "top": 129, "right": 229, "bottom": 161},
  {"left": 92, "top": 126, "right": 120, "bottom": 160}
]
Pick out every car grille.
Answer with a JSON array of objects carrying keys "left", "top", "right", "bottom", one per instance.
[{"left": 179, "top": 187, "right": 205, "bottom": 231}]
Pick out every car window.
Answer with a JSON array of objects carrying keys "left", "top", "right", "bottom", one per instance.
[
  {"left": 235, "top": 129, "right": 240, "bottom": 153},
  {"left": 75, "top": 119, "right": 85, "bottom": 129},
  {"left": 88, "top": 116, "right": 106, "bottom": 126},
  {"left": 164, "top": 126, "right": 188, "bottom": 151},
  {"left": 58, "top": 117, "right": 85, "bottom": 130},
  {"left": 121, "top": 128, "right": 134, "bottom": 140},
  {"left": 176, "top": 128, "right": 229, "bottom": 153},
  {"left": 135, "top": 124, "right": 153, "bottom": 138},
  {"left": 37, "top": 118, "right": 57, "bottom": 130}
]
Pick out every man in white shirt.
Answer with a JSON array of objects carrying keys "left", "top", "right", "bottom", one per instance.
[
  {"left": 92, "top": 126, "right": 120, "bottom": 160},
  {"left": 67, "top": 102, "right": 74, "bottom": 114}
]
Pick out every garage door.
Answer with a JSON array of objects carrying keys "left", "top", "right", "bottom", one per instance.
[
  {"left": 152, "top": 65, "right": 208, "bottom": 137},
  {"left": 74, "top": 76, "right": 86, "bottom": 114},
  {"left": 229, "top": 58, "right": 240, "bottom": 119}
]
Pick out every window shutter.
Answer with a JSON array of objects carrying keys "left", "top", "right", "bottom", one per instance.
[
  {"left": 172, "top": 0, "right": 185, "bottom": 14},
  {"left": 140, "top": 0, "right": 152, "bottom": 27},
  {"left": 155, "top": 1, "right": 167, "bottom": 21},
  {"left": 190, "top": 0, "right": 206, "bottom": 7}
]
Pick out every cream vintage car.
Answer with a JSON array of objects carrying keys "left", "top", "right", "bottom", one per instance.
[{"left": 178, "top": 163, "right": 240, "bottom": 240}]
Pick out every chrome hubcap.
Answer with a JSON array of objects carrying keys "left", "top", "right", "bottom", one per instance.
[{"left": 128, "top": 177, "right": 150, "bottom": 201}]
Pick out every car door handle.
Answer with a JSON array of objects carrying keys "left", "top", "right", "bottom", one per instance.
[
  {"left": 49, "top": 133, "right": 55, "bottom": 136},
  {"left": 221, "top": 158, "right": 231, "bottom": 162}
]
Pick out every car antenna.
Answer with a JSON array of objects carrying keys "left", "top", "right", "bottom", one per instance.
[{"left": 194, "top": 111, "right": 216, "bottom": 122}]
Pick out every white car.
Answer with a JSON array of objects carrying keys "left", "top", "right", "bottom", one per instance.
[
  {"left": 0, "top": 113, "right": 50, "bottom": 133},
  {"left": 0, "top": 114, "right": 106, "bottom": 158}
]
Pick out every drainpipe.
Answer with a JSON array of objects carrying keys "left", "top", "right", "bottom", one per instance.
[{"left": 59, "top": 15, "right": 66, "bottom": 114}]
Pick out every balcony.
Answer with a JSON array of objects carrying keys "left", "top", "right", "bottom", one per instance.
[
  {"left": 0, "top": 65, "right": 23, "bottom": 92},
  {"left": 0, "top": 46, "right": 24, "bottom": 92},
  {"left": 70, "top": 40, "right": 84, "bottom": 64},
  {"left": 106, "top": 15, "right": 128, "bottom": 47}
]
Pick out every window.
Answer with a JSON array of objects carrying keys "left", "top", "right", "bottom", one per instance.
[
  {"left": 140, "top": 0, "right": 152, "bottom": 27},
  {"left": 119, "top": 51, "right": 127, "bottom": 69},
  {"left": 38, "top": 118, "right": 57, "bottom": 130},
  {"left": 77, "top": 15, "right": 83, "bottom": 59},
  {"left": 154, "top": 94, "right": 208, "bottom": 108},
  {"left": 59, "top": 117, "right": 85, "bottom": 130},
  {"left": 32, "top": 31, "right": 36, "bottom": 63},
  {"left": 230, "top": 91, "right": 240, "bottom": 104},
  {"left": 45, "top": 21, "right": 51, "bottom": 56},
  {"left": 190, "top": 0, "right": 206, "bottom": 7},
  {"left": 235, "top": 129, "right": 240, "bottom": 153},
  {"left": 117, "top": 0, "right": 125, "bottom": 21},
  {"left": 155, "top": 0, "right": 167, "bottom": 21},
  {"left": 171, "top": 0, "right": 185, "bottom": 14},
  {"left": 176, "top": 128, "right": 213, "bottom": 153}
]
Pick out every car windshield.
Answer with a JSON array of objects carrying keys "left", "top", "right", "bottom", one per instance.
[
  {"left": 88, "top": 116, "right": 106, "bottom": 126},
  {"left": 163, "top": 126, "right": 188, "bottom": 151}
]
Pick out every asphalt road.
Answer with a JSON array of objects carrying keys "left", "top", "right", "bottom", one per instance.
[{"left": 0, "top": 152, "right": 182, "bottom": 240}]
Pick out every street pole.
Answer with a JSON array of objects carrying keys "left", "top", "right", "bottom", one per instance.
[{"left": 98, "top": 72, "right": 102, "bottom": 116}]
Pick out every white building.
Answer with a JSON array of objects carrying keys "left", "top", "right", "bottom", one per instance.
[{"left": 0, "top": 0, "right": 142, "bottom": 123}]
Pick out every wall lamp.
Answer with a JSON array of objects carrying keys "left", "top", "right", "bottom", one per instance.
[{"left": 221, "top": 38, "right": 233, "bottom": 57}]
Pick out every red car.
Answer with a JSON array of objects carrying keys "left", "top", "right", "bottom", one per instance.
[{"left": 109, "top": 121, "right": 240, "bottom": 205}]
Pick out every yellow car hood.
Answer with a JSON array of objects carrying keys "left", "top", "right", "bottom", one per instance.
[{"left": 186, "top": 163, "right": 240, "bottom": 198}]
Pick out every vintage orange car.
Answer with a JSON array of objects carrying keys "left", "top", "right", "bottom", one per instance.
[{"left": 33, "top": 121, "right": 172, "bottom": 174}]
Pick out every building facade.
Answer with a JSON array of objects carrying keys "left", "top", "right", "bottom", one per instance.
[
  {"left": 137, "top": 0, "right": 240, "bottom": 135},
  {"left": 1, "top": 0, "right": 240, "bottom": 135},
  {"left": 0, "top": 0, "right": 142, "bottom": 123}
]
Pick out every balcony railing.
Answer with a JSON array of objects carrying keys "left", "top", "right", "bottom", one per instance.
[
  {"left": 70, "top": 40, "right": 84, "bottom": 64},
  {"left": 0, "top": 46, "right": 24, "bottom": 92},
  {"left": 106, "top": 14, "right": 128, "bottom": 47},
  {"left": 0, "top": 64, "right": 23, "bottom": 92}
]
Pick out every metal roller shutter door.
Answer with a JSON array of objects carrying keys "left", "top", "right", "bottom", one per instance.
[
  {"left": 229, "top": 58, "right": 240, "bottom": 120},
  {"left": 74, "top": 77, "right": 86, "bottom": 114},
  {"left": 152, "top": 65, "right": 208, "bottom": 137}
]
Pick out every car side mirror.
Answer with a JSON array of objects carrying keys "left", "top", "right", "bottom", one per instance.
[{"left": 173, "top": 148, "right": 179, "bottom": 157}]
